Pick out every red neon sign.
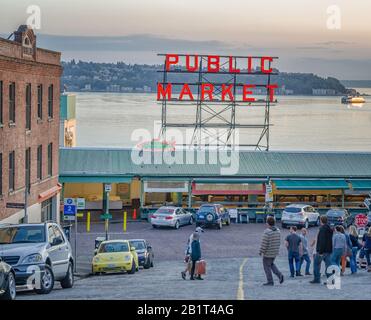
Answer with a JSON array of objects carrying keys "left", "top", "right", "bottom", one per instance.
[{"left": 157, "top": 54, "right": 278, "bottom": 103}]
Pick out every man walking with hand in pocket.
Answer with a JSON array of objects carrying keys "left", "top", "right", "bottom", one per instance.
[{"left": 259, "top": 216, "right": 284, "bottom": 286}]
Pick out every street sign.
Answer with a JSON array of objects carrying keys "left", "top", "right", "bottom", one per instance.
[
  {"left": 100, "top": 213, "right": 113, "bottom": 220},
  {"left": 63, "top": 215, "right": 76, "bottom": 221},
  {"left": 76, "top": 198, "right": 86, "bottom": 210},
  {"left": 355, "top": 214, "right": 368, "bottom": 228},
  {"left": 64, "top": 198, "right": 76, "bottom": 216},
  {"left": 6, "top": 202, "right": 25, "bottom": 209},
  {"left": 104, "top": 183, "right": 112, "bottom": 193}
]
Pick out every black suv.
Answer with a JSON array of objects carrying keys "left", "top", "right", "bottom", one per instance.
[{"left": 196, "top": 204, "right": 231, "bottom": 229}]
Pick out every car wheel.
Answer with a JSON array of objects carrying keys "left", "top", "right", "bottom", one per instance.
[
  {"left": 144, "top": 258, "right": 151, "bottom": 269},
  {"left": 0, "top": 272, "right": 16, "bottom": 300},
  {"left": 60, "top": 261, "right": 74, "bottom": 289},
  {"left": 226, "top": 217, "right": 231, "bottom": 226},
  {"left": 304, "top": 220, "right": 309, "bottom": 229},
  {"left": 196, "top": 222, "right": 201, "bottom": 227},
  {"left": 35, "top": 265, "right": 54, "bottom": 294},
  {"left": 175, "top": 221, "right": 180, "bottom": 230},
  {"left": 128, "top": 261, "right": 136, "bottom": 274},
  {"left": 189, "top": 217, "right": 194, "bottom": 225},
  {"left": 152, "top": 224, "right": 157, "bottom": 229}
]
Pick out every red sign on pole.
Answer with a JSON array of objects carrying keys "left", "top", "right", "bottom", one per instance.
[{"left": 355, "top": 214, "right": 368, "bottom": 228}]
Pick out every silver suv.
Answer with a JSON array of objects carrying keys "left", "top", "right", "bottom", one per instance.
[
  {"left": 0, "top": 222, "right": 74, "bottom": 294},
  {"left": 281, "top": 204, "right": 320, "bottom": 229}
]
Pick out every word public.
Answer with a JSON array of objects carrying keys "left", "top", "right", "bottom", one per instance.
[{"left": 157, "top": 54, "right": 278, "bottom": 102}]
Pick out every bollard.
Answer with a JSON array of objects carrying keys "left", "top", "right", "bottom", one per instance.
[
  {"left": 123, "top": 211, "right": 127, "bottom": 232},
  {"left": 133, "top": 208, "right": 137, "bottom": 220},
  {"left": 87, "top": 211, "right": 91, "bottom": 232}
]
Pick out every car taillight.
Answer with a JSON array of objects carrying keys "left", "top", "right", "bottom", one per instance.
[
  {"left": 165, "top": 216, "right": 173, "bottom": 220},
  {"left": 150, "top": 215, "right": 157, "bottom": 219}
]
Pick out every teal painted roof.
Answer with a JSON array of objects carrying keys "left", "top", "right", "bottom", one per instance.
[
  {"left": 273, "top": 179, "right": 349, "bottom": 190},
  {"left": 59, "top": 148, "right": 371, "bottom": 180}
]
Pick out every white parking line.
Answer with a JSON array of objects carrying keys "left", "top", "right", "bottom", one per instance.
[{"left": 237, "top": 258, "right": 248, "bottom": 300}]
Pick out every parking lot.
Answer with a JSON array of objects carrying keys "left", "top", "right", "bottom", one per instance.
[{"left": 17, "top": 221, "right": 371, "bottom": 300}]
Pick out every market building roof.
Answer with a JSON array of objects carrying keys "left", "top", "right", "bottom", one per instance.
[{"left": 59, "top": 147, "right": 371, "bottom": 182}]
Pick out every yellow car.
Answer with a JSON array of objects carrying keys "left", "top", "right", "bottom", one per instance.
[{"left": 92, "top": 240, "right": 139, "bottom": 275}]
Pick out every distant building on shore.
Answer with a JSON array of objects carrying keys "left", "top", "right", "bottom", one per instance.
[
  {"left": 0, "top": 25, "right": 62, "bottom": 223},
  {"left": 312, "top": 88, "right": 336, "bottom": 96}
]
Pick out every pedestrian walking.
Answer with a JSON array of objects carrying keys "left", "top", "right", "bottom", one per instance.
[
  {"left": 362, "top": 227, "right": 371, "bottom": 272},
  {"left": 348, "top": 225, "right": 360, "bottom": 274},
  {"left": 331, "top": 225, "right": 347, "bottom": 270},
  {"left": 310, "top": 215, "right": 333, "bottom": 284},
  {"left": 259, "top": 216, "right": 284, "bottom": 286},
  {"left": 285, "top": 226, "right": 303, "bottom": 277},
  {"left": 190, "top": 233, "right": 203, "bottom": 280},
  {"left": 299, "top": 228, "right": 311, "bottom": 275},
  {"left": 181, "top": 227, "right": 204, "bottom": 280},
  {"left": 338, "top": 225, "right": 353, "bottom": 275}
]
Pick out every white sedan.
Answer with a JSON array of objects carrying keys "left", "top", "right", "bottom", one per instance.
[{"left": 150, "top": 206, "right": 194, "bottom": 229}]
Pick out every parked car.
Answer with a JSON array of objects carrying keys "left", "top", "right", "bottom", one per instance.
[
  {"left": 326, "top": 208, "right": 354, "bottom": 228},
  {"left": 0, "top": 223, "right": 74, "bottom": 295},
  {"left": 195, "top": 204, "right": 231, "bottom": 229},
  {"left": 150, "top": 206, "right": 193, "bottom": 229},
  {"left": 92, "top": 240, "right": 139, "bottom": 275},
  {"left": 281, "top": 204, "right": 320, "bottom": 229},
  {"left": 129, "top": 239, "right": 154, "bottom": 269},
  {"left": 0, "top": 258, "right": 16, "bottom": 300}
]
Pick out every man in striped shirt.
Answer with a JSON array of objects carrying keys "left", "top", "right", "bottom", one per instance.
[{"left": 259, "top": 216, "right": 284, "bottom": 286}]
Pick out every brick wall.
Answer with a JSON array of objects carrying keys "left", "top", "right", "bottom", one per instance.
[{"left": 0, "top": 37, "right": 62, "bottom": 221}]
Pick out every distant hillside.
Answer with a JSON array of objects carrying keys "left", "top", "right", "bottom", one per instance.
[
  {"left": 61, "top": 60, "right": 347, "bottom": 95},
  {"left": 341, "top": 80, "right": 371, "bottom": 88}
]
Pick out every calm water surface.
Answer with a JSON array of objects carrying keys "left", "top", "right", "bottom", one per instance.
[{"left": 74, "top": 91, "right": 371, "bottom": 151}]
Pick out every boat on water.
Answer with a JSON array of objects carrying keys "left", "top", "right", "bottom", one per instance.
[{"left": 341, "top": 95, "right": 366, "bottom": 104}]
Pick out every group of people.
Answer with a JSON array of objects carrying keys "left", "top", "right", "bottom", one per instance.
[{"left": 260, "top": 215, "right": 371, "bottom": 286}]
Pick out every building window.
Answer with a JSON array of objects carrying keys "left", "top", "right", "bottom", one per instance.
[
  {"left": 47, "top": 143, "right": 52, "bottom": 176},
  {"left": 41, "top": 198, "right": 53, "bottom": 222},
  {"left": 37, "top": 84, "right": 43, "bottom": 119},
  {"left": 25, "top": 148, "right": 31, "bottom": 193},
  {"left": 0, "top": 153, "right": 2, "bottom": 195},
  {"left": 48, "top": 84, "right": 53, "bottom": 118},
  {"left": 26, "top": 84, "right": 31, "bottom": 130},
  {"left": 0, "top": 81, "right": 3, "bottom": 125},
  {"left": 37, "top": 145, "right": 42, "bottom": 180},
  {"left": 9, "top": 151, "right": 15, "bottom": 191},
  {"left": 9, "top": 82, "right": 15, "bottom": 123}
]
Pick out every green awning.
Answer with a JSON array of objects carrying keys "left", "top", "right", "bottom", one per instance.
[
  {"left": 273, "top": 179, "right": 349, "bottom": 190},
  {"left": 350, "top": 180, "right": 371, "bottom": 190},
  {"left": 59, "top": 176, "right": 132, "bottom": 183}
]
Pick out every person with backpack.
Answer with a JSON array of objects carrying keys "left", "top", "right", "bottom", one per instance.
[
  {"left": 310, "top": 215, "right": 333, "bottom": 284},
  {"left": 285, "top": 226, "right": 303, "bottom": 277},
  {"left": 259, "top": 216, "right": 284, "bottom": 286}
]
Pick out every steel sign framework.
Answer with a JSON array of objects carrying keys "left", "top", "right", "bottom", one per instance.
[{"left": 157, "top": 54, "right": 278, "bottom": 150}]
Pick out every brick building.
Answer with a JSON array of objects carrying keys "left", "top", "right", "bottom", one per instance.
[{"left": 0, "top": 25, "right": 62, "bottom": 223}]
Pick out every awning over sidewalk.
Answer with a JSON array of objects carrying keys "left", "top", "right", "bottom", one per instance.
[
  {"left": 38, "top": 184, "right": 62, "bottom": 203},
  {"left": 59, "top": 176, "right": 132, "bottom": 183},
  {"left": 350, "top": 180, "right": 371, "bottom": 190},
  {"left": 273, "top": 179, "right": 349, "bottom": 190}
]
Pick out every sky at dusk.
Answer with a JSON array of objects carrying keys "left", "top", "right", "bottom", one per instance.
[{"left": 1, "top": 0, "right": 371, "bottom": 79}]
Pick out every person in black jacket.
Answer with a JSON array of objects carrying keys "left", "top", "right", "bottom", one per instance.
[
  {"left": 190, "top": 233, "right": 203, "bottom": 280},
  {"left": 310, "top": 215, "right": 333, "bottom": 284}
]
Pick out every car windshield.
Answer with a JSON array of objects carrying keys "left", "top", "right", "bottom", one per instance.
[
  {"left": 156, "top": 208, "right": 175, "bottom": 214},
  {"left": 130, "top": 241, "right": 146, "bottom": 250},
  {"left": 327, "top": 210, "right": 343, "bottom": 216},
  {"left": 99, "top": 242, "right": 129, "bottom": 253},
  {"left": 0, "top": 226, "right": 45, "bottom": 244},
  {"left": 285, "top": 207, "right": 302, "bottom": 213},
  {"left": 199, "top": 206, "right": 216, "bottom": 214}
]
